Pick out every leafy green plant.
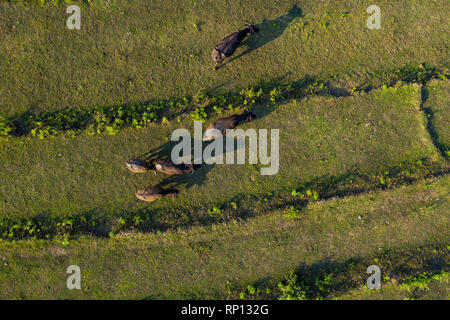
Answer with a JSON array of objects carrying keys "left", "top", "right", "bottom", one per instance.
[
  {"left": 263, "top": 191, "right": 273, "bottom": 202},
  {"left": 212, "top": 105, "right": 223, "bottom": 115},
  {"left": 315, "top": 273, "right": 334, "bottom": 295},
  {"left": 291, "top": 189, "right": 319, "bottom": 202},
  {"left": 240, "top": 87, "right": 263, "bottom": 100},
  {"left": 376, "top": 171, "right": 391, "bottom": 186},
  {"left": 277, "top": 270, "right": 310, "bottom": 300},
  {"left": 190, "top": 107, "right": 207, "bottom": 122},
  {"left": 207, "top": 206, "right": 222, "bottom": 218},
  {"left": 284, "top": 206, "right": 301, "bottom": 219},
  {"left": 400, "top": 272, "right": 432, "bottom": 291},
  {"left": 0, "top": 115, "right": 13, "bottom": 136},
  {"left": 239, "top": 284, "right": 261, "bottom": 299},
  {"left": 269, "top": 88, "right": 280, "bottom": 102}
]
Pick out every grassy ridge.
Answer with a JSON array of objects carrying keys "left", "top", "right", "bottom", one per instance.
[
  {"left": 424, "top": 80, "right": 450, "bottom": 157},
  {"left": 0, "top": 0, "right": 449, "bottom": 117},
  {"left": 234, "top": 246, "right": 449, "bottom": 300},
  {"left": 0, "top": 175, "right": 448, "bottom": 299},
  {"left": 0, "top": 64, "right": 446, "bottom": 139},
  {"left": 334, "top": 271, "right": 449, "bottom": 300},
  {"left": 0, "top": 84, "right": 443, "bottom": 240}
]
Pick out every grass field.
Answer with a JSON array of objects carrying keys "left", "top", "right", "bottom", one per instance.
[
  {"left": 0, "top": 84, "right": 445, "bottom": 239},
  {"left": 334, "top": 271, "right": 449, "bottom": 300},
  {"left": 0, "top": 175, "right": 448, "bottom": 299},
  {"left": 0, "top": 0, "right": 448, "bottom": 300},
  {"left": 0, "top": 0, "right": 449, "bottom": 118},
  {"left": 424, "top": 79, "right": 450, "bottom": 157}
]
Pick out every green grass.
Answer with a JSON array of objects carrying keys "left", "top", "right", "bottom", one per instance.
[
  {"left": 0, "top": 174, "right": 448, "bottom": 299},
  {"left": 0, "top": 64, "right": 445, "bottom": 140},
  {"left": 236, "top": 247, "right": 449, "bottom": 300},
  {"left": 0, "top": 0, "right": 449, "bottom": 300},
  {"left": 334, "top": 271, "right": 449, "bottom": 300},
  {"left": 0, "top": 0, "right": 449, "bottom": 118},
  {"left": 424, "top": 80, "right": 450, "bottom": 157},
  {"left": 0, "top": 84, "right": 444, "bottom": 240}
]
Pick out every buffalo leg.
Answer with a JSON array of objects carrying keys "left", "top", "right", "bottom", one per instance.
[{"left": 213, "top": 58, "right": 225, "bottom": 71}]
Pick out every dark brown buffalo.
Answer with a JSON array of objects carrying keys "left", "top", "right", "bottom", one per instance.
[
  {"left": 203, "top": 110, "right": 256, "bottom": 141},
  {"left": 155, "top": 158, "right": 195, "bottom": 175},
  {"left": 211, "top": 24, "right": 259, "bottom": 70},
  {"left": 135, "top": 186, "right": 179, "bottom": 202}
]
